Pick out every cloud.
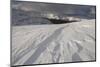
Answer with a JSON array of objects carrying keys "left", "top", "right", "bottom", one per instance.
[{"left": 12, "top": 1, "right": 95, "bottom": 15}]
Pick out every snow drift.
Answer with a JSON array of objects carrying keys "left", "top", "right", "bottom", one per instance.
[{"left": 12, "top": 19, "right": 96, "bottom": 66}]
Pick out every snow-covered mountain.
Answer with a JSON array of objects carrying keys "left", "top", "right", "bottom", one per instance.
[
  {"left": 12, "top": 19, "right": 95, "bottom": 66},
  {"left": 11, "top": 1, "right": 96, "bottom": 66}
]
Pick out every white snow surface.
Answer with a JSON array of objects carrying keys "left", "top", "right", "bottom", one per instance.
[{"left": 12, "top": 19, "right": 96, "bottom": 66}]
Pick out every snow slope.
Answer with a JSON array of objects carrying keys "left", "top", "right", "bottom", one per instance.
[{"left": 12, "top": 19, "right": 96, "bottom": 66}]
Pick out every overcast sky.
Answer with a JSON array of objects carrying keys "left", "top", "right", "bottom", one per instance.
[{"left": 12, "top": 0, "right": 95, "bottom": 15}]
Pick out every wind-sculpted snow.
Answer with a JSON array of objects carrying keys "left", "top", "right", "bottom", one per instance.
[{"left": 12, "top": 19, "right": 95, "bottom": 66}]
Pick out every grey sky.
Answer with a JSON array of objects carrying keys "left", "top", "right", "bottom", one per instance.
[{"left": 12, "top": 1, "right": 95, "bottom": 15}]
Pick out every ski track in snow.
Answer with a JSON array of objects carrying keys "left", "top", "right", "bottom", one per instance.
[{"left": 12, "top": 19, "right": 96, "bottom": 66}]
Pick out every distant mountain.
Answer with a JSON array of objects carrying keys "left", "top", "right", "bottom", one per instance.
[
  {"left": 11, "top": 1, "right": 96, "bottom": 26},
  {"left": 12, "top": 9, "right": 52, "bottom": 25}
]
